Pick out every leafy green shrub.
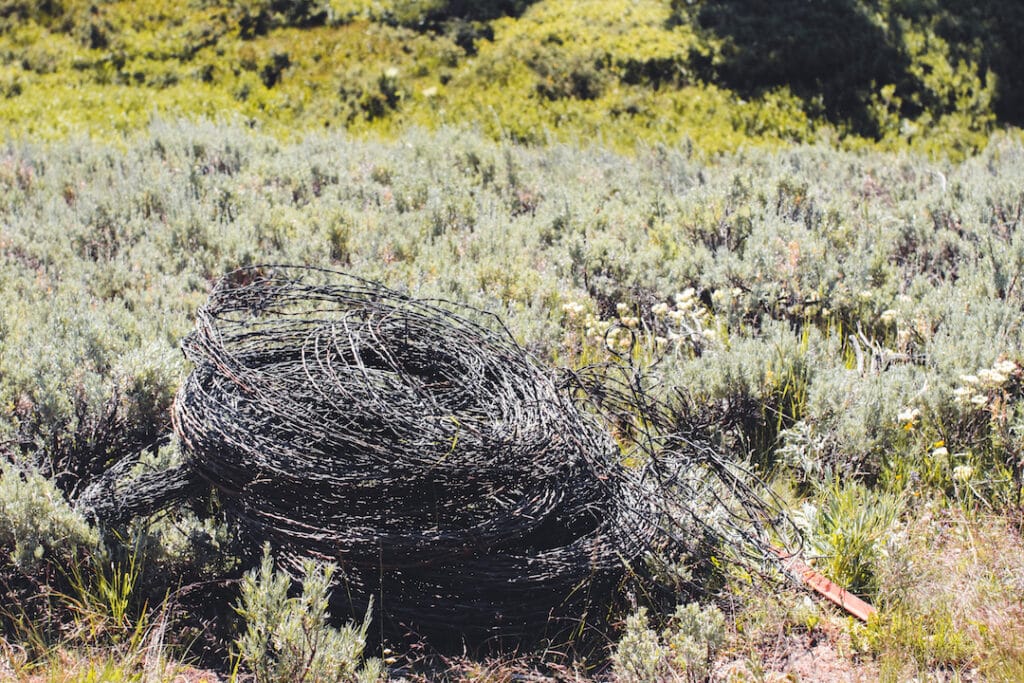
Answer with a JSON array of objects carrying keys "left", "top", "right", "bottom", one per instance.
[
  {"left": 0, "top": 459, "right": 99, "bottom": 568},
  {"left": 235, "top": 547, "right": 382, "bottom": 683},
  {"left": 795, "top": 480, "right": 902, "bottom": 597},
  {"left": 684, "top": 0, "right": 903, "bottom": 135},
  {"left": 611, "top": 603, "right": 726, "bottom": 682},
  {"left": 0, "top": 0, "right": 63, "bottom": 29},
  {"left": 231, "top": 0, "right": 331, "bottom": 36},
  {"left": 890, "top": 0, "right": 1024, "bottom": 127},
  {"left": 2, "top": 123, "right": 1023, "bottom": 505},
  {"left": 611, "top": 607, "right": 664, "bottom": 682},
  {"left": 0, "top": 293, "right": 182, "bottom": 502}
]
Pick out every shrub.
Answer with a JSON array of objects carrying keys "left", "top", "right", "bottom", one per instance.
[
  {"left": 611, "top": 608, "right": 664, "bottom": 682},
  {"left": 0, "top": 459, "right": 99, "bottom": 569},
  {"left": 0, "top": 0, "right": 63, "bottom": 29},
  {"left": 235, "top": 546, "right": 382, "bottom": 683},
  {"left": 611, "top": 603, "right": 726, "bottom": 682},
  {"left": 794, "top": 480, "right": 902, "bottom": 598},
  {"left": 663, "top": 602, "right": 726, "bottom": 681}
]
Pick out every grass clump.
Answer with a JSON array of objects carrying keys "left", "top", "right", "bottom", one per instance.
[
  {"left": 794, "top": 480, "right": 902, "bottom": 598},
  {"left": 864, "top": 510, "right": 1024, "bottom": 681},
  {"left": 0, "top": 534, "right": 190, "bottom": 682}
]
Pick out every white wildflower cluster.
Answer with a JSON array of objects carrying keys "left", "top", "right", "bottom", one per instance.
[
  {"left": 651, "top": 288, "right": 718, "bottom": 353},
  {"left": 873, "top": 296, "right": 936, "bottom": 354},
  {"left": 952, "top": 463, "right": 975, "bottom": 482},
  {"left": 896, "top": 406, "right": 921, "bottom": 429},
  {"left": 560, "top": 300, "right": 587, "bottom": 320},
  {"left": 921, "top": 438, "right": 974, "bottom": 485},
  {"left": 616, "top": 301, "right": 640, "bottom": 329},
  {"left": 583, "top": 305, "right": 636, "bottom": 354},
  {"left": 925, "top": 439, "right": 977, "bottom": 485},
  {"left": 879, "top": 308, "right": 899, "bottom": 325},
  {"left": 953, "top": 358, "right": 1019, "bottom": 409},
  {"left": 560, "top": 298, "right": 637, "bottom": 354},
  {"left": 561, "top": 289, "right": 719, "bottom": 356}
]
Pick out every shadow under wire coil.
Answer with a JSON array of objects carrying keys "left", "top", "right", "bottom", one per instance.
[{"left": 171, "top": 266, "right": 670, "bottom": 641}]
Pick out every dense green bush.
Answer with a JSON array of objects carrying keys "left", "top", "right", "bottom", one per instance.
[
  {"left": 0, "top": 0, "right": 1018, "bottom": 154},
  {"left": 0, "top": 458, "right": 99, "bottom": 568},
  {"left": 889, "top": 0, "right": 1024, "bottom": 127},
  {"left": 611, "top": 602, "right": 725, "bottom": 681},
  {"left": 0, "top": 0, "right": 63, "bottom": 29},
  {"left": 684, "top": 0, "right": 906, "bottom": 134},
  {"left": 676, "top": 0, "right": 1013, "bottom": 147}
]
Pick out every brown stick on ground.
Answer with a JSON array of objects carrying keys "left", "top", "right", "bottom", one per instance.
[{"left": 773, "top": 548, "right": 878, "bottom": 622}]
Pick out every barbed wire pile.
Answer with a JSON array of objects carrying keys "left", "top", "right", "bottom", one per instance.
[{"left": 164, "top": 265, "right": 794, "bottom": 644}]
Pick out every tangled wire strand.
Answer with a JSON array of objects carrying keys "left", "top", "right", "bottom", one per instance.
[{"left": 565, "top": 357, "right": 801, "bottom": 576}]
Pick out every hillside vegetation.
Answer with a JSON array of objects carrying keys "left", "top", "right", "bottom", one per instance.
[{"left": 0, "top": 0, "right": 1021, "bottom": 155}]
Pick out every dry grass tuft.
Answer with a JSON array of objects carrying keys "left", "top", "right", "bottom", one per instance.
[{"left": 871, "top": 508, "right": 1024, "bottom": 681}]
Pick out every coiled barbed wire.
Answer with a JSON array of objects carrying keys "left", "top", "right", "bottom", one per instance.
[
  {"left": 169, "top": 266, "right": 668, "bottom": 640},
  {"left": 83, "top": 265, "right": 796, "bottom": 645}
]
